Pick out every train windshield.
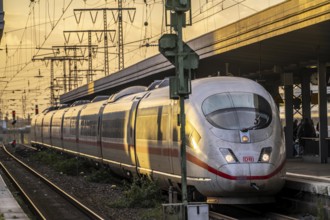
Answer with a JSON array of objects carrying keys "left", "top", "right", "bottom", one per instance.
[{"left": 202, "top": 92, "right": 272, "bottom": 130}]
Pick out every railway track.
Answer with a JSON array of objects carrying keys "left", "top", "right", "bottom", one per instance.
[
  {"left": 5, "top": 144, "right": 308, "bottom": 220},
  {"left": 0, "top": 144, "right": 104, "bottom": 220}
]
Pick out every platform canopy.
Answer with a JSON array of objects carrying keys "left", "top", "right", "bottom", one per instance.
[{"left": 61, "top": 0, "right": 330, "bottom": 103}]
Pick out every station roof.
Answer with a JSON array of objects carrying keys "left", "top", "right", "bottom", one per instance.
[{"left": 61, "top": 0, "right": 330, "bottom": 104}]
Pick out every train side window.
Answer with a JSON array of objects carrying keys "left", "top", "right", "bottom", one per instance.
[
  {"left": 52, "top": 117, "right": 60, "bottom": 134},
  {"left": 52, "top": 118, "right": 59, "bottom": 127},
  {"left": 80, "top": 119, "right": 87, "bottom": 136},
  {"left": 102, "top": 111, "right": 127, "bottom": 139},
  {"left": 80, "top": 117, "right": 97, "bottom": 137},
  {"left": 63, "top": 116, "right": 70, "bottom": 135},
  {"left": 172, "top": 114, "right": 179, "bottom": 142},
  {"left": 136, "top": 106, "right": 169, "bottom": 141},
  {"left": 70, "top": 117, "right": 76, "bottom": 135}
]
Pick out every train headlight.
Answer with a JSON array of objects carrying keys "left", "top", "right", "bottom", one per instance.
[
  {"left": 262, "top": 153, "right": 270, "bottom": 162},
  {"left": 239, "top": 130, "right": 250, "bottom": 143},
  {"left": 225, "top": 154, "right": 235, "bottom": 163},
  {"left": 241, "top": 135, "right": 249, "bottom": 143},
  {"left": 219, "top": 148, "right": 239, "bottom": 164},
  {"left": 258, "top": 147, "right": 272, "bottom": 163}
]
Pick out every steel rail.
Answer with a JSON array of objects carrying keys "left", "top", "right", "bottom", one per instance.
[
  {"left": 1, "top": 144, "right": 104, "bottom": 220},
  {"left": 0, "top": 160, "right": 46, "bottom": 220},
  {"left": 20, "top": 144, "right": 38, "bottom": 151}
]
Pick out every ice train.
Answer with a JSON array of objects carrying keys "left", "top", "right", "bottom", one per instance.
[{"left": 31, "top": 77, "right": 286, "bottom": 204}]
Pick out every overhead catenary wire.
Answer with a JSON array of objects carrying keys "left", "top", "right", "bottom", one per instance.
[
  {"left": 0, "top": 0, "right": 280, "bottom": 118},
  {"left": 192, "top": 0, "right": 247, "bottom": 24},
  {"left": 0, "top": 0, "right": 75, "bottom": 104}
]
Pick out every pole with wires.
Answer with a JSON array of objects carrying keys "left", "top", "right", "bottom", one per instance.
[{"left": 159, "top": 1, "right": 199, "bottom": 216}]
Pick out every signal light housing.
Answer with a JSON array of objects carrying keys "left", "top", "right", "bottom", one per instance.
[{"left": 12, "top": 110, "right": 16, "bottom": 120}]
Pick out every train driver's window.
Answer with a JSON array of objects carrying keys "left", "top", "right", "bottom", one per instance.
[{"left": 202, "top": 92, "right": 272, "bottom": 130}]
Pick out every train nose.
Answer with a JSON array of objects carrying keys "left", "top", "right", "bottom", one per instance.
[{"left": 216, "top": 163, "right": 276, "bottom": 195}]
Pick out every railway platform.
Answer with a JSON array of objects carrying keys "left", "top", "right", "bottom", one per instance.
[
  {"left": 0, "top": 174, "right": 29, "bottom": 220},
  {"left": 285, "top": 158, "right": 330, "bottom": 196}
]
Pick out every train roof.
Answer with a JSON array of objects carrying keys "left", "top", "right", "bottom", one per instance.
[
  {"left": 41, "top": 104, "right": 69, "bottom": 114},
  {"left": 71, "top": 100, "right": 90, "bottom": 107},
  {"left": 91, "top": 96, "right": 109, "bottom": 103},
  {"left": 190, "top": 76, "right": 272, "bottom": 102},
  {"left": 146, "top": 78, "right": 169, "bottom": 91},
  {"left": 108, "top": 86, "right": 147, "bottom": 103}
]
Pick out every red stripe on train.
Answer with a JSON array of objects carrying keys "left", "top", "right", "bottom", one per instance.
[
  {"left": 39, "top": 139, "right": 285, "bottom": 180},
  {"left": 187, "top": 153, "right": 285, "bottom": 180}
]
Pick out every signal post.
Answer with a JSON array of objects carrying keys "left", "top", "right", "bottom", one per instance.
[{"left": 160, "top": 1, "right": 203, "bottom": 219}]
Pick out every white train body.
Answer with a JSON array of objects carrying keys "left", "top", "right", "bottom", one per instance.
[{"left": 31, "top": 77, "right": 286, "bottom": 204}]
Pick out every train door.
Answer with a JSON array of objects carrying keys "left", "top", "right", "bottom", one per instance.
[
  {"left": 41, "top": 117, "right": 45, "bottom": 144},
  {"left": 77, "top": 102, "right": 104, "bottom": 160},
  {"left": 49, "top": 111, "right": 56, "bottom": 147},
  {"left": 166, "top": 101, "right": 175, "bottom": 175},
  {"left": 128, "top": 98, "right": 140, "bottom": 168},
  {"left": 62, "top": 109, "right": 77, "bottom": 153},
  {"left": 31, "top": 117, "right": 37, "bottom": 143},
  {"left": 135, "top": 96, "right": 173, "bottom": 176},
  {"left": 59, "top": 109, "right": 68, "bottom": 150},
  {"left": 42, "top": 112, "right": 52, "bottom": 146},
  {"left": 76, "top": 105, "right": 87, "bottom": 156},
  {"left": 97, "top": 102, "right": 107, "bottom": 161},
  {"left": 170, "top": 100, "right": 181, "bottom": 175}
]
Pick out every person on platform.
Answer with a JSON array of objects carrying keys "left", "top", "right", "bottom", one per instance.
[
  {"left": 296, "top": 118, "right": 316, "bottom": 156},
  {"left": 316, "top": 121, "right": 320, "bottom": 137},
  {"left": 10, "top": 139, "right": 16, "bottom": 148},
  {"left": 293, "top": 119, "right": 299, "bottom": 141}
]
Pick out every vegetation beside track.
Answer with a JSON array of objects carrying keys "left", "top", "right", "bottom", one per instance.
[
  {"left": 31, "top": 150, "right": 95, "bottom": 176},
  {"left": 29, "top": 148, "right": 166, "bottom": 219}
]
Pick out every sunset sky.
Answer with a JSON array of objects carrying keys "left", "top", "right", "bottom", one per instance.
[{"left": 0, "top": 0, "right": 285, "bottom": 120}]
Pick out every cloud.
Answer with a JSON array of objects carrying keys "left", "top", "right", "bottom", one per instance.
[
  {"left": 4, "top": 33, "right": 21, "bottom": 45},
  {"left": 4, "top": 13, "right": 28, "bottom": 31}
]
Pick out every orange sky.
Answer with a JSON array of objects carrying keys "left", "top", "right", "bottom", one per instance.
[{"left": 0, "top": 0, "right": 285, "bottom": 120}]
